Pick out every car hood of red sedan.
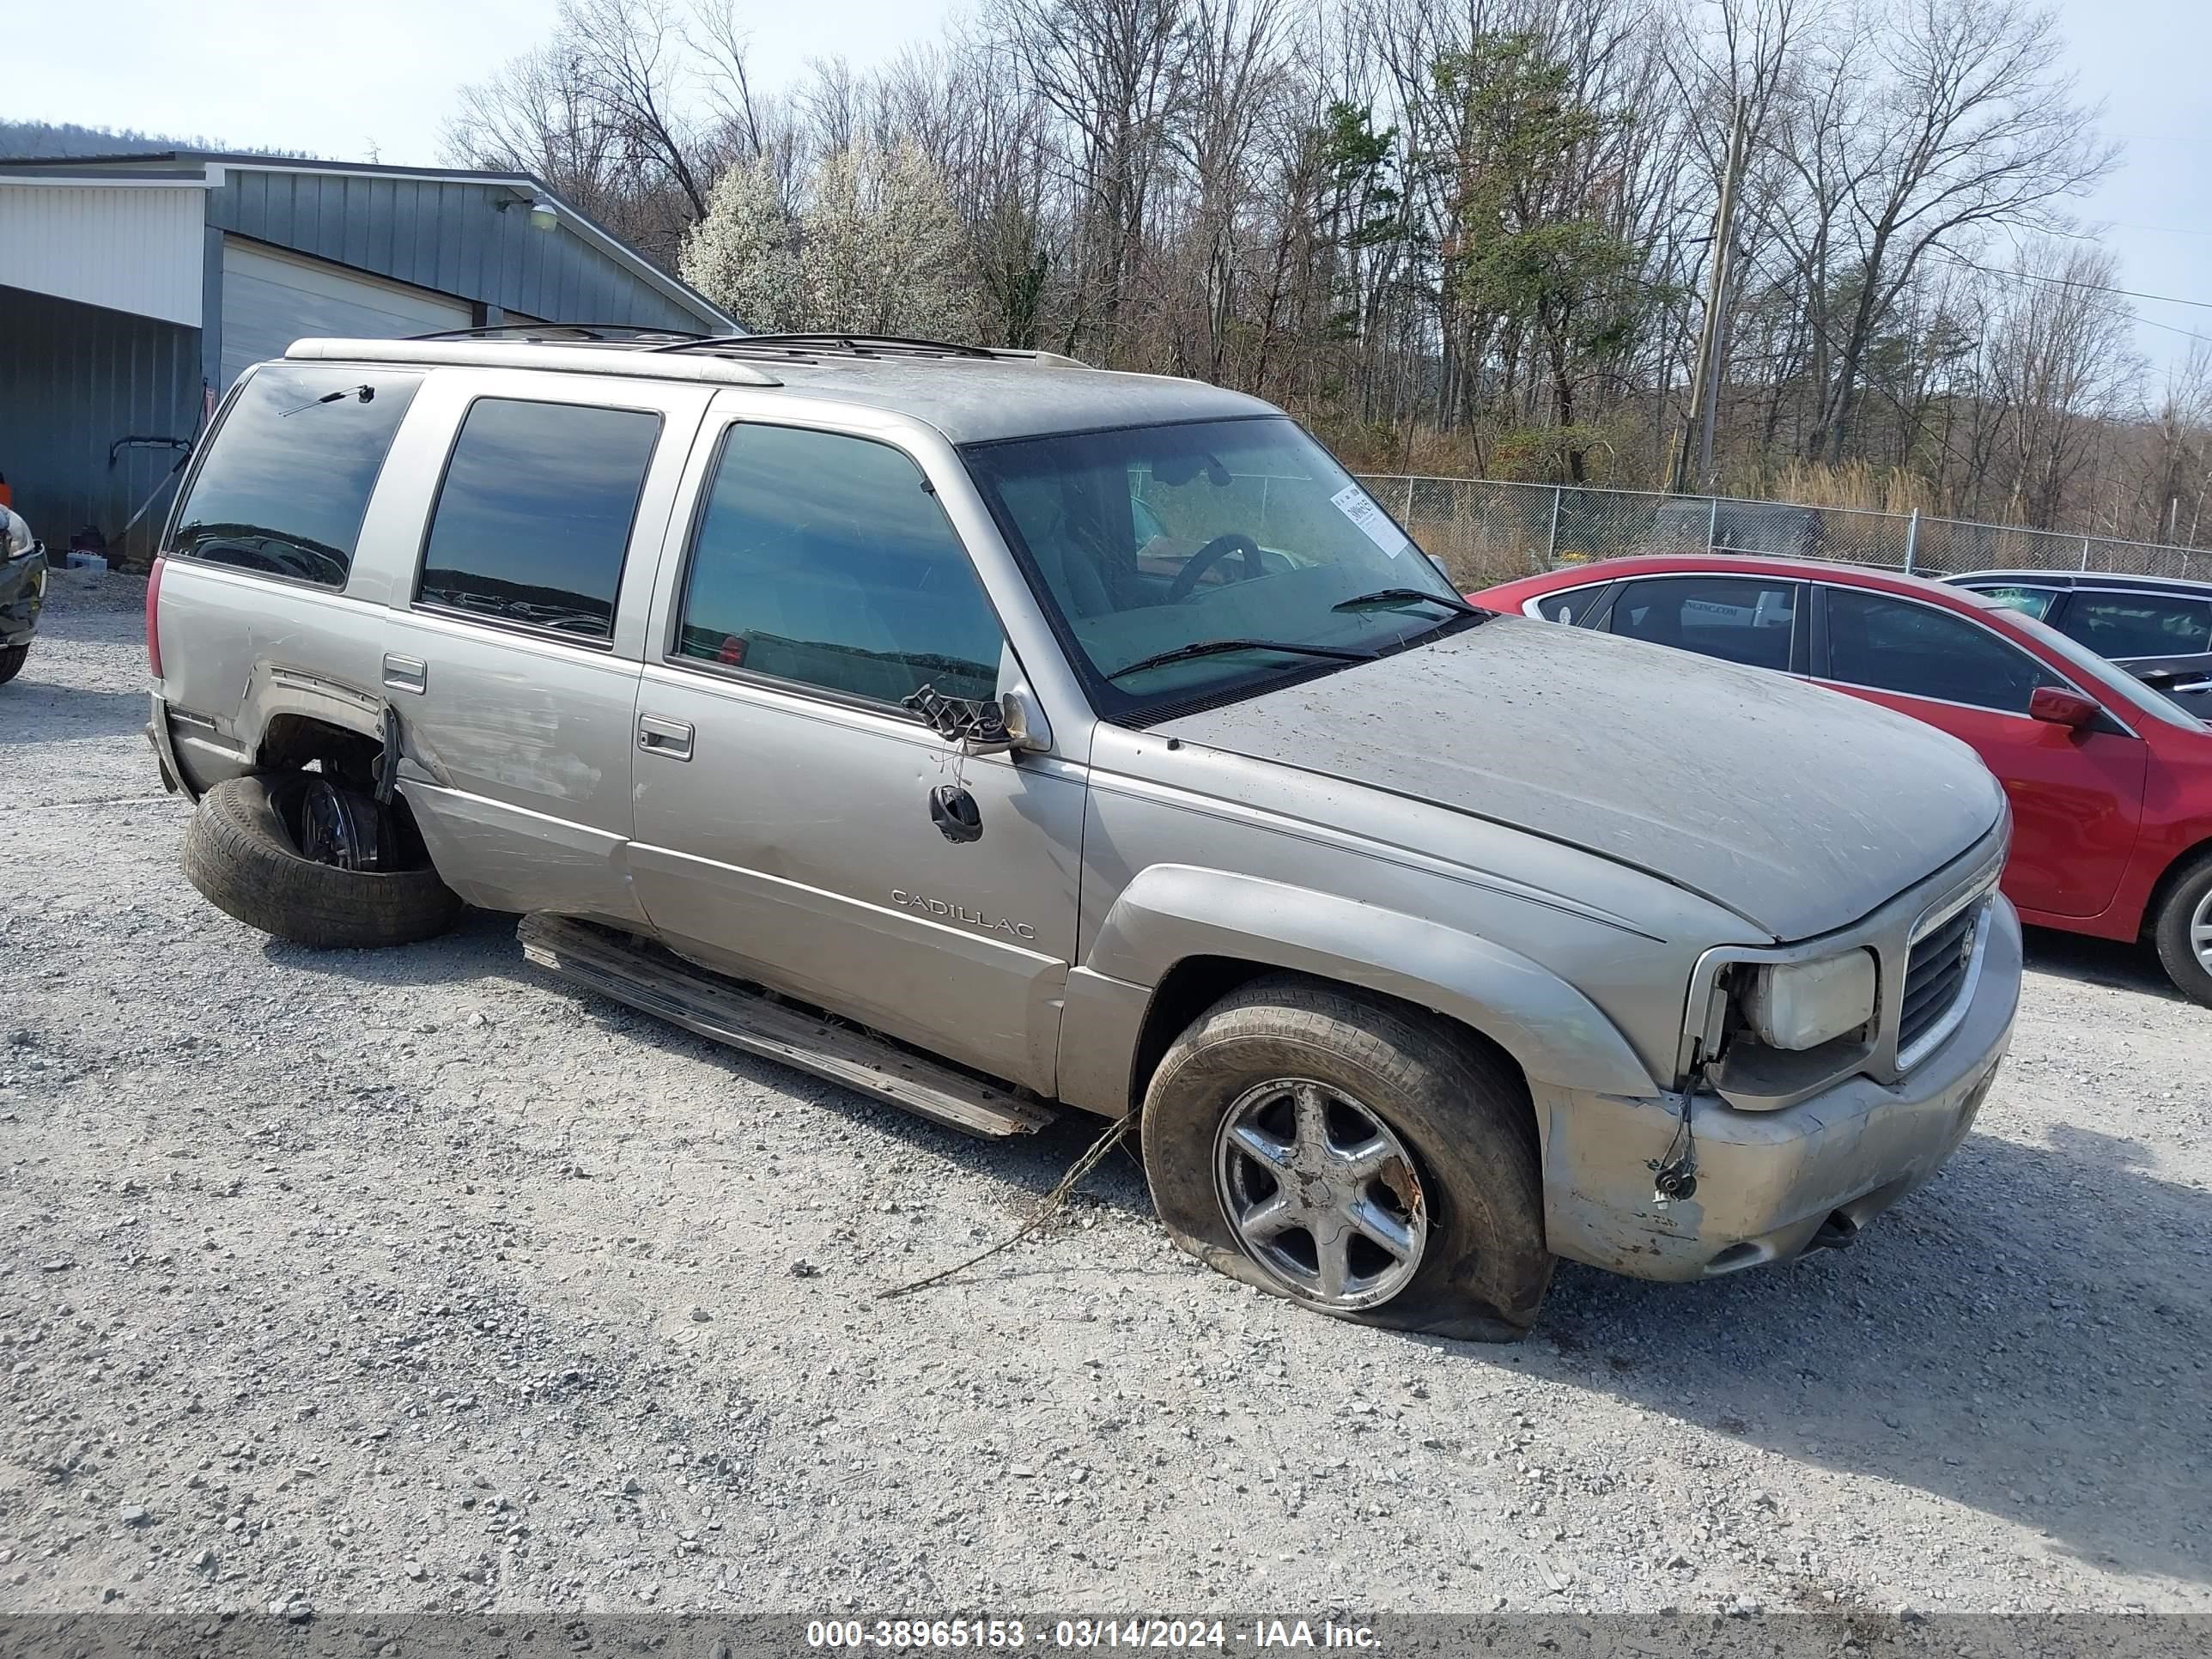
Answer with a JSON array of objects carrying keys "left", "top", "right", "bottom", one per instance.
[{"left": 1153, "top": 615, "right": 2008, "bottom": 939}]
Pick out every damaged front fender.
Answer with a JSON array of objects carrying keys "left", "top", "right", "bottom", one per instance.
[{"left": 1087, "top": 864, "right": 1665, "bottom": 1101}]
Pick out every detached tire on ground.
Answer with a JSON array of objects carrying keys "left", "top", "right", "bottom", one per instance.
[
  {"left": 0, "top": 643, "right": 27, "bottom": 685},
  {"left": 1140, "top": 973, "right": 1553, "bottom": 1340},
  {"left": 182, "top": 773, "right": 463, "bottom": 949},
  {"left": 2151, "top": 850, "right": 2212, "bottom": 1008}
]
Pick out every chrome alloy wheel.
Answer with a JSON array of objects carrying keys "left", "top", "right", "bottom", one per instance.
[
  {"left": 2193, "top": 886, "right": 2212, "bottom": 973},
  {"left": 1212, "top": 1077, "right": 1428, "bottom": 1310}
]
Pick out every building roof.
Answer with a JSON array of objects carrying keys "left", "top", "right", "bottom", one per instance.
[
  {"left": 0, "top": 149, "right": 735, "bottom": 332},
  {"left": 282, "top": 334, "right": 1277, "bottom": 446}
]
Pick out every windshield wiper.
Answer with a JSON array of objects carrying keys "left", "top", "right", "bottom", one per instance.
[
  {"left": 1331, "top": 586, "right": 1486, "bottom": 617},
  {"left": 1104, "top": 637, "right": 1376, "bottom": 683}
]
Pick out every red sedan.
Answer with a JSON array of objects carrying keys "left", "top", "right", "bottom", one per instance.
[{"left": 1473, "top": 555, "right": 2212, "bottom": 1004}]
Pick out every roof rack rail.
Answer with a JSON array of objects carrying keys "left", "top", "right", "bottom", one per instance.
[
  {"left": 650, "top": 333, "right": 1087, "bottom": 368},
  {"left": 653, "top": 332, "right": 994, "bottom": 361},
  {"left": 409, "top": 323, "right": 717, "bottom": 343}
]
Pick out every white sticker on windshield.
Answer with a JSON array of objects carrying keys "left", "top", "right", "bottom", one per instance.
[{"left": 1331, "top": 483, "right": 1410, "bottom": 558}]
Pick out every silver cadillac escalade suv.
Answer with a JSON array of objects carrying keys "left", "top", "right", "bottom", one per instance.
[{"left": 147, "top": 331, "right": 2021, "bottom": 1338}]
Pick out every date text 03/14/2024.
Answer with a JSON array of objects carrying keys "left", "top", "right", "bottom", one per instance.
[{"left": 804, "top": 1620, "right": 1380, "bottom": 1650}]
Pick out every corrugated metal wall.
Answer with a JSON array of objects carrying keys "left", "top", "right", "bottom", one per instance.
[
  {"left": 0, "top": 285, "right": 202, "bottom": 563},
  {"left": 0, "top": 181, "right": 204, "bottom": 325},
  {"left": 2, "top": 162, "right": 725, "bottom": 566},
  {"left": 210, "top": 171, "right": 714, "bottom": 332}
]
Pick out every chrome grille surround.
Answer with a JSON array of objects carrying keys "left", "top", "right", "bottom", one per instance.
[{"left": 1896, "top": 878, "right": 1997, "bottom": 1069}]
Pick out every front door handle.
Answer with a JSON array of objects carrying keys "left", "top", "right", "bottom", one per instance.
[
  {"left": 929, "top": 783, "right": 982, "bottom": 843},
  {"left": 638, "top": 714, "right": 694, "bottom": 761},
  {"left": 382, "top": 653, "right": 428, "bottom": 695}
]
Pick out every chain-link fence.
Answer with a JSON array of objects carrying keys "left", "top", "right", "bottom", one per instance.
[{"left": 1353, "top": 475, "right": 2212, "bottom": 593}]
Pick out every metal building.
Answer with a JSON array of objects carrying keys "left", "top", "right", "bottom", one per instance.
[{"left": 0, "top": 151, "right": 736, "bottom": 562}]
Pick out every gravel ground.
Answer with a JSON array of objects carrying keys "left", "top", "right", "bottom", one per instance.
[{"left": 1, "top": 574, "right": 2207, "bottom": 1623}]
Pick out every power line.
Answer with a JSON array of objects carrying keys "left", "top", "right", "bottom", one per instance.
[
  {"left": 1965, "top": 254, "right": 2212, "bottom": 313},
  {"left": 2060, "top": 219, "right": 2212, "bottom": 240},
  {"left": 1934, "top": 251, "right": 2210, "bottom": 343}
]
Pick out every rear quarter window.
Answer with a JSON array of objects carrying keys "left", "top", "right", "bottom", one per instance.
[
  {"left": 1528, "top": 583, "right": 1608, "bottom": 624},
  {"left": 169, "top": 364, "right": 422, "bottom": 589}
]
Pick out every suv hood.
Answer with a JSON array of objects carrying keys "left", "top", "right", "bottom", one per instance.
[{"left": 1152, "top": 617, "right": 2005, "bottom": 940}]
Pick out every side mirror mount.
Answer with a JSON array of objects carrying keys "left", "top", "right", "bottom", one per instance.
[
  {"left": 903, "top": 681, "right": 1052, "bottom": 757},
  {"left": 1000, "top": 685, "right": 1053, "bottom": 754},
  {"left": 2029, "top": 685, "right": 2100, "bottom": 730}
]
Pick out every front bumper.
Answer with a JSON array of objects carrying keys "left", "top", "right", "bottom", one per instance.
[{"left": 1538, "top": 895, "right": 2021, "bottom": 1283}]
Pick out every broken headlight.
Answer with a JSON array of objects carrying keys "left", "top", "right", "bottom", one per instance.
[{"left": 1740, "top": 950, "right": 1876, "bottom": 1051}]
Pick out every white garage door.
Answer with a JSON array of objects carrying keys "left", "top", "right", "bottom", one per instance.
[{"left": 220, "top": 240, "right": 471, "bottom": 387}]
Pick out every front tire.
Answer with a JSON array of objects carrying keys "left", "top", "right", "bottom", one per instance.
[
  {"left": 182, "top": 773, "right": 462, "bottom": 949},
  {"left": 1139, "top": 974, "right": 1553, "bottom": 1340},
  {"left": 2151, "top": 852, "right": 2212, "bottom": 1008},
  {"left": 0, "top": 642, "right": 27, "bottom": 685}
]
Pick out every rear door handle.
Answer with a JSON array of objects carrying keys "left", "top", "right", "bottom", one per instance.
[
  {"left": 382, "top": 654, "right": 428, "bottom": 694},
  {"left": 637, "top": 714, "right": 694, "bottom": 761}
]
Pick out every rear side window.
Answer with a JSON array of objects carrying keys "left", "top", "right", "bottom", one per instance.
[
  {"left": 2059, "top": 592, "right": 2212, "bottom": 659},
  {"left": 1608, "top": 575, "right": 1798, "bottom": 672},
  {"left": 673, "top": 424, "right": 1003, "bottom": 705},
  {"left": 170, "top": 364, "right": 421, "bottom": 588},
  {"left": 416, "top": 399, "right": 661, "bottom": 643}
]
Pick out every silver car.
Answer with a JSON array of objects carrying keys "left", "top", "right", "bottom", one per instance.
[{"left": 147, "top": 331, "right": 2020, "bottom": 1338}]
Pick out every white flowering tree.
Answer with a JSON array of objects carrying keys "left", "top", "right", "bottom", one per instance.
[
  {"left": 799, "top": 140, "right": 975, "bottom": 337},
  {"left": 678, "top": 153, "right": 801, "bottom": 333},
  {"left": 684, "top": 139, "right": 979, "bottom": 340}
]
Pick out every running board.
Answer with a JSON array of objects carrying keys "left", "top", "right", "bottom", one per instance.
[{"left": 516, "top": 915, "right": 1056, "bottom": 1139}]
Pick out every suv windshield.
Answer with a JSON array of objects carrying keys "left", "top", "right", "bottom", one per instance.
[{"left": 963, "top": 416, "right": 1475, "bottom": 713}]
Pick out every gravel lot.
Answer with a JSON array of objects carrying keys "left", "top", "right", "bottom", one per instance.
[{"left": 2, "top": 574, "right": 2207, "bottom": 1624}]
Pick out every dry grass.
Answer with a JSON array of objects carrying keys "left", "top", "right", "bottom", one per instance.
[{"left": 1764, "top": 459, "right": 1936, "bottom": 516}]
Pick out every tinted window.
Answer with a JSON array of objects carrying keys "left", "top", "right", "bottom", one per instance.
[
  {"left": 677, "top": 425, "right": 1003, "bottom": 704},
  {"left": 416, "top": 400, "right": 660, "bottom": 642},
  {"left": 1824, "top": 588, "right": 2063, "bottom": 713},
  {"left": 171, "top": 365, "right": 421, "bottom": 588},
  {"left": 1966, "top": 583, "right": 2058, "bottom": 620},
  {"left": 1608, "top": 575, "right": 1797, "bottom": 671},
  {"left": 1533, "top": 583, "right": 1607, "bottom": 625},
  {"left": 2058, "top": 592, "right": 2212, "bottom": 659}
]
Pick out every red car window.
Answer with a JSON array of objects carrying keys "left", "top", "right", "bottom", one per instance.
[
  {"left": 1609, "top": 575, "right": 1796, "bottom": 672},
  {"left": 1824, "top": 588, "right": 2063, "bottom": 714}
]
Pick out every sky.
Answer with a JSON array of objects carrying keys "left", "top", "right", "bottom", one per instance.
[{"left": 9, "top": 0, "right": 2209, "bottom": 374}]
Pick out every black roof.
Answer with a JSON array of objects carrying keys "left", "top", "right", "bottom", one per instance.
[{"left": 1945, "top": 568, "right": 2212, "bottom": 598}]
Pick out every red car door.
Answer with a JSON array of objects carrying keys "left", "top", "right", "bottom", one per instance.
[{"left": 1815, "top": 584, "right": 2148, "bottom": 921}]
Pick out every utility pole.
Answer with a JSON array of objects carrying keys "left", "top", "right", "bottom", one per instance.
[{"left": 1673, "top": 98, "right": 1751, "bottom": 496}]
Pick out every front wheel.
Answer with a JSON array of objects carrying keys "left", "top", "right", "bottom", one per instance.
[
  {"left": 0, "top": 642, "right": 27, "bottom": 685},
  {"left": 1139, "top": 974, "right": 1553, "bottom": 1340},
  {"left": 2152, "top": 852, "right": 2212, "bottom": 1008}
]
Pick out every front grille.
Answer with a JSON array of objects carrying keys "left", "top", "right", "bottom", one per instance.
[{"left": 1897, "top": 897, "right": 1985, "bottom": 1058}]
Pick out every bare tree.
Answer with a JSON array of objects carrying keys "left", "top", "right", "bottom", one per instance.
[
  {"left": 440, "top": 0, "right": 2161, "bottom": 538},
  {"left": 2140, "top": 342, "right": 2212, "bottom": 545},
  {"left": 984, "top": 0, "right": 1192, "bottom": 356},
  {"left": 1796, "top": 0, "right": 2118, "bottom": 460}
]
